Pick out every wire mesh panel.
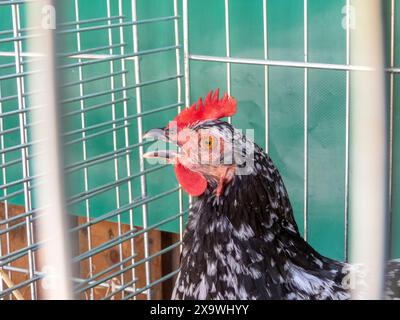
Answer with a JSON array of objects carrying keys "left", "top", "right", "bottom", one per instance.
[
  {"left": 0, "top": 0, "right": 186, "bottom": 300},
  {"left": 0, "top": 0, "right": 399, "bottom": 300},
  {"left": 183, "top": 0, "right": 400, "bottom": 262}
]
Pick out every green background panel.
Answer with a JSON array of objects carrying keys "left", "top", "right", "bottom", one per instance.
[{"left": 0, "top": 0, "right": 399, "bottom": 261}]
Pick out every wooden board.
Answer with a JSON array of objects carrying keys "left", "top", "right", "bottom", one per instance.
[{"left": 0, "top": 202, "right": 180, "bottom": 300}]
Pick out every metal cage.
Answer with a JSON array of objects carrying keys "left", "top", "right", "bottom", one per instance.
[{"left": 0, "top": 0, "right": 399, "bottom": 300}]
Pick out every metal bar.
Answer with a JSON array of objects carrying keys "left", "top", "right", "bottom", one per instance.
[
  {"left": 0, "top": 75, "right": 13, "bottom": 300},
  {"left": 0, "top": 275, "right": 42, "bottom": 299},
  {"left": 131, "top": 0, "right": 151, "bottom": 300},
  {"left": 303, "top": 0, "right": 308, "bottom": 240},
  {"left": 224, "top": 0, "right": 231, "bottom": 124},
  {"left": 1, "top": 265, "right": 138, "bottom": 295},
  {"left": 71, "top": 188, "right": 180, "bottom": 263},
  {"left": 344, "top": 0, "right": 351, "bottom": 262},
  {"left": 61, "top": 97, "right": 129, "bottom": 119},
  {"left": 67, "top": 164, "right": 170, "bottom": 207},
  {"left": 105, "top": 0, "right": 126, "bottom": 298},
  {"left": 64, "top": 140, "right": 151, "bottom": 174},
  {"left": 60, "top": 70, "right": 127, "bottom": 89},
  {"left": 61, "top": 74, "right": 182, "bottom": 105},
  {"left": 349, "top": 0, "right": 388, "bottom": 300},
  {"left": 123, "top": 269, "right": 180, "bottom": 300},
  {"left": 63, "top": 102, "right": 183, "bottom": 138},
  {"left": 12, "top": 2, "right": 36, "bottom": 299},
  {"left": 0, "top": 0, "right": 36, "bottom": 6},
  {"left": 27, "top": 0, "right": 73, "bottom": 299},
  {"left": 58, "top": 45, "right": 180, "bottom": 70},
  {"left": 104, "top": 243, "right": 181, "bottom": 300},
  {"left": 118, "top": 0, "right": 137, "bottom": 297},
  {"left": 263, "top": 0, "right": 269, "bottom": 153},
  {"left": 58, "top": 43, "right": 126, "bottom": 59},
  {"left": 73, "top": 0, "right": 94, "bottom": 300},
  {"left": 57, "top": 15, "right": 179, "bottom": 35},
  {"left": 189, "top": 54, "right": 373, "bottom": 72},
  {"left": 388, "top": 0, "right": 396, "bottom": 257},
  {"left": 182, "top": 0, "right": 190, "bottom": 107},
  {"left": 75, "top": 210, "right": 186, "bottom": 294},
  {"left": 173, "top": 0, "right": 185, "bottom": 254},
  {"left": 69, "top": 184, "right": 177, "bottom": 235}
]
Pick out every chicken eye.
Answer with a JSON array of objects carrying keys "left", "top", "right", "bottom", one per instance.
[{"left": 202, "top": 135, "right": 215, "bottom": 150}]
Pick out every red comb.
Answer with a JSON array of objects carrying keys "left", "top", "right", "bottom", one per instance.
[{"left": 170, "top": 89, "right": 237, "bottom": 130}]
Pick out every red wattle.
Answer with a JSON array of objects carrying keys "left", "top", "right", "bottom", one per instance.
[{"left": 174, "top": 162, "right": 207, "bottom": 197}]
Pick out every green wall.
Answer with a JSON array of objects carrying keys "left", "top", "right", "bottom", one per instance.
[{"left": 0, "top": 0, "right": 399, "bottom": 261}]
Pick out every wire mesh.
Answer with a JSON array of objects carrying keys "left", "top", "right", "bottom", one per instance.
[
  {"left": 0, "top": 0, "right": 185, "bottom": 300},
  {"left": 0, "top": 0, "right": 398, "bottom": 300}
]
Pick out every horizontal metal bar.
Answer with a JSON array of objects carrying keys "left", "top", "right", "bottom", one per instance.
[
  {"left": 0, "top": 126, "right": 20, "bottom": 136},
  {"left": 0, "top": 0, "right": 36, "bottom": 6},
  {"left": 59, "top": 45, "right": 180, "bottom": 70},
  {"left": 61, "top": 74, "right": 181, "bottom": 105},
  {"left": 58, "top": 43, "right": 126, "bottom": 59},
  {"left": 61, "top": 98, "right": 129, "bottom": 119},
  {"left": 69, "top": 185, "right": 179, "bottom": 234},
  {"left": 74, "top": 210, "right": 187, "bottom": 293},
  {"left": 0, "top": 105, "right": 41, "bottom": 118},
  {"left": 60, "top": 70, "right": 127, "bottom": 89},
  {"left": 0, "top": 157, "right": 22, "bottom": 171},
  {"left": 3, "top": 15, "right": 125, "bottom": 36},
  {"left": 59, "top": 15, "right": 124, "bottom": 27},
  {"left": 0, "top": 141, "right": 33, "bottom": 155},
  {"left": 0, "top": 69, "right": 39, "bottom": 82},
  {"left": 74, "top": 252, "right": 139, "bottom": 294},
  {"left": 64, "top": 101, "right": 183, "bottom": 138},
  {"left": 1, "top": 264, "right": 138, "bottom": 295},
  {"left": 104, "top": 245, "right": 181, "bottom": 300},
  {"left": 123, "top": 269, "right": 180, "bottom": 300},
  {"left": 63, "top": 121, "right": 130, "bottom": 147},
  {"left": 67, "top": 164, "right": 172, "bottom": 206},
  {"left": 0, "top": 207, "right": 39, "bottom": 225},
  {"left": 0, "top": 174, "right": 38, "bottom": 191},
  {"left": 0, "top": 274, "right": 42, "bottom": 299},
  {"left": 0, "top": 57, "right": 39, "bottom": 71},
  {"left": 0, "top": 32, "right": 42, "bottom": 45},
  {"left": 387, "top": 67, "right": 400, "bottom": 73},
  {"left": 0, "top": 241, "right": 42, "bottom": 268},
  {"left": 0, "top": 183, "right": 39, "bottom": 203},
  {"left": 0, "top": 189, "right": 25, "bottom": 202},
  {"left": 58, "top": 15, "right": 179, "bottom": 35},
  {"left": 70, "top": 190, "right": 181, "bottom": 265},
  {"left": 65, "top": 140, "right": 150, "bottom": 174},
  {"left": 189, "top": 54, "right": 375, "bottom": 72}
]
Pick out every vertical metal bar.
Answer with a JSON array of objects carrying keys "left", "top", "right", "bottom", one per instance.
[
  {"left": 388, "top": 0, "right": 395, "bottom": 257},
  {"left": 0, "top": 84, "right": 12, "bottom": 299},
  {"left": 11, "top": 3, "right": 36, "bottom": 300},
  {"left": 173, "top": 0, "right": 185, "bottom": 250},
  {"left": 131, "top": 0, "right": 152, "bottom": 300},
  {"left": 303, "top": 0, "right": 309, "bottom": 241},
  {"left": 74, "top": 0, "right": 95, "bottom": 300},
  {"left": 182, "top": 0, "right": 190, "bottom": 107},
  {"left": 344, "top": 0, "right": 351, "bottom": 262},
  {"left": 224, "top": 0, "right": 232, "bottom": 123},
  {"left": 349, "top": 0, "right": 388, "bottom": 300},
  {"left": 106, "top": 0, "right": 126, "bottom": 298},
  {"left": 15, "top": 4, "right": 37, "bottom": 285},
  {"left": 263, "top": 0, "right": 269, "bottom": 153},
  {"left": 117, "top": 0, "right": 137, "bottom": 296},
  {"left": 27, "top": 0, "right": 73, "bottom": 299}
]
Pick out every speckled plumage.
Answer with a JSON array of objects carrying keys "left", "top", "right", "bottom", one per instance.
[{"left": 171, "top": 120, "right": 399, "bottom": 300}]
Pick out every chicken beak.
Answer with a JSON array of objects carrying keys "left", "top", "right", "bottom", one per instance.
[{"left": 143, "top": 128, "right": 178, "bottom": 164}]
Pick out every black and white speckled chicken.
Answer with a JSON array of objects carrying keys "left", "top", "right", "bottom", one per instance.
[{"left": 144, "top": 89, "right": 400, "bottom": 300}]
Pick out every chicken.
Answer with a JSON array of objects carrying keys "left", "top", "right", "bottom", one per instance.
[{"left": 143, "top": 89, "right": 400, "bottom": 300}]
